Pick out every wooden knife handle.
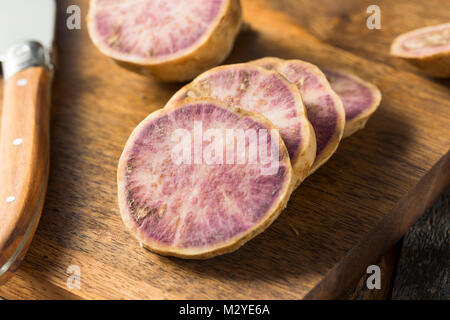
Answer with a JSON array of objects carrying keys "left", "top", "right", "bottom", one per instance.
[{"left": 0, "top": 67, "right": 51, "bottom": 285}]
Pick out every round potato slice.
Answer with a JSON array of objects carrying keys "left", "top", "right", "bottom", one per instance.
[
  {"left": 390, "top": 23, "right": 450, "bottom": 78},
  {"left": 118, "top": 99, "right": 293, "bottom": 259},
  {"left": 253, "top": 57, "right": 345, "bottom": 174},
  {"left": 323, "top": 69, "right": 382, "bottom": 138},
  {"left": 168, "top": 63, "right": 316, "bottom": 186},
  {"left": 87, "top": 0, "right": 242, "bottom": 82}
]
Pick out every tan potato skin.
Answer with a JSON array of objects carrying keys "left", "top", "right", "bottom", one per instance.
[
  {"left": 394, "top": 52, "right": 450, "bottom": 78},
  {"left": 117, "top": 98, "right": 294, "bottom": 259},
  {"left": 166, "top": 63, "right": 317, "bottom": 188},
  {"left": 87, "top": 0, "right": 242, "bottom": 82},
  {"left": 390, "top": 24, "right": 450, "bottom": 78}
]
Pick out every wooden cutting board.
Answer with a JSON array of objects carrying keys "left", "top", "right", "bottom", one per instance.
[{"left": 0, "top": 0, "right": 449, "bottom": 299}]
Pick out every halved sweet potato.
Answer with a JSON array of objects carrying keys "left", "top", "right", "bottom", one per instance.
[
  {"left": 117, "top": 99, "right": 293, "bottom": 259},
  {"left": 87, "top": 0, "right": 242, "bottom": 82}
]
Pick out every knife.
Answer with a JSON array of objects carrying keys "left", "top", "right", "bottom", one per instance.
[{"left": 0, "top": 0, "right": 55, "bottom": 285}]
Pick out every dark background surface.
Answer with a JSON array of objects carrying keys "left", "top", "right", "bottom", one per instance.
[{"left": 391, "top": 188, "right": 449, "bottom": 300}]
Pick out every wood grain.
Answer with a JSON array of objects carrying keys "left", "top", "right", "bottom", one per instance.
[
  {"left": 257, "top": 0, "right": 450, "bottom": 78},
  {"left": 345, "top": 243, "right": 400, "bottom": 300},
  {"left": 0, "top": 67, "right": 51, "bottom": 285},
  {"left": 0, "top": 0, "right": 449, "bottom": 299}
]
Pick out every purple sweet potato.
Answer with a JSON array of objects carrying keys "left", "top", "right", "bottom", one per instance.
[
  {"left": 253, "top": 57, "right": 346, "bottom": 174},
  {"left": 168, "top": 63, "right": 317, "bottom": 186},
  {"left": 117, "top": 99, "right": 293, "bottom": 259},
  {"left": 391, "top": 23, "right": 450, "bottom": 78},
  {"left": 87, "top": 0, "right": 242, "bottom": 82},
  {"left": 323, "top": 69, "right": 382, "bottom": 138}
]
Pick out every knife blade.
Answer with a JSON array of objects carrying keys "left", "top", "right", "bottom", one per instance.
[{"left": 0, "top": 0, "right": 56, "bottom": 285}]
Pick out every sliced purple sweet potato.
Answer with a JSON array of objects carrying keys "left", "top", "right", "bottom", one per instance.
[
  {"left": 253, "top": 57, "right": 346, "bottom": 174},
  {"left": 391, "top": 23, "right": 450, "bottom": 78},
  {"left": 87, "top": 0, "right": 242, "bottom": 82},
  {"left": 118, "top": 99, "right": 293, "bottom": 259},
  {"left": 168, "top": 63, "right": 316, "bottom": 186},
  {"left": 323, "top": 69, "right": 382, "bottom": 138}
]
